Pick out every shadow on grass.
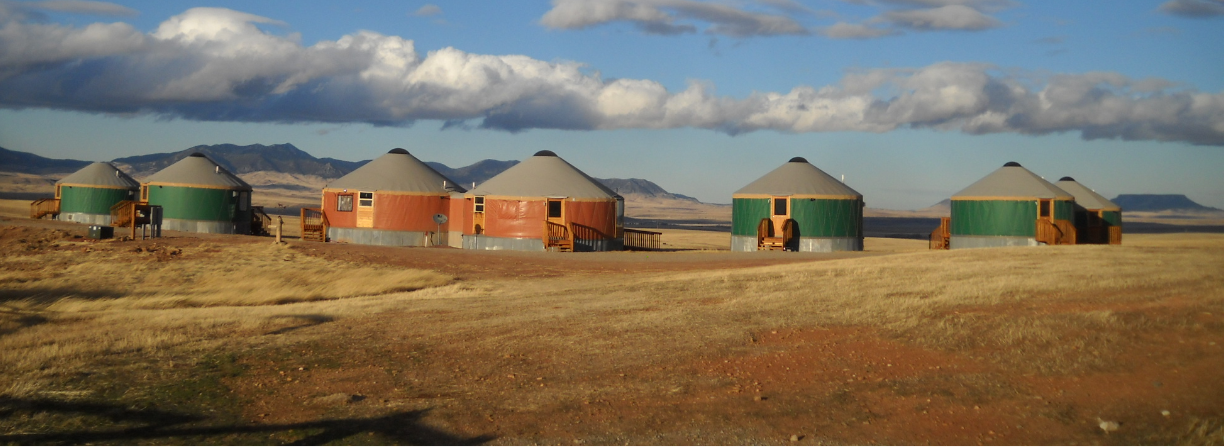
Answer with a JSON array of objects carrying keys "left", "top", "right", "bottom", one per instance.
[
  {"left": 0, "top": 287, "right": 126, "bottom": 304},
  {"left": 0, "top": 397, "right": 493, "bottom": 445},
  {"left": 266, "top": 314, "right": 335, "bottom": 335}
]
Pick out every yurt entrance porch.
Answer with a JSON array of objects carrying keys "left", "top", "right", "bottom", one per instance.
[{"left": 757, "top": 196, "right": 796, "bottom": 251}]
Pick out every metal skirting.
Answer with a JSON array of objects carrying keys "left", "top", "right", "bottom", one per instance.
[
  {"left": 161, "top": 218, "right": 239, "bottom": 234},
  {"left": 731, "top": 235, "right": 863, "bottom": 252},
  {"left": 461, "top": 235, "right": 623, "bottom": 252},
  {"left": 949, "top": 235, "right": 1038, "bottom": 249},
  {"left": 328, "top": 227, "right": 434, "bottom": 247},
  {"left": 60, "top": 212, "right": 113, "bottom": 226}
]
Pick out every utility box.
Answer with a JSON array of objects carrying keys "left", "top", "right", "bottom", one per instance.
[{"left": 88, "top": 225, "right": 114, "bottom": 239}]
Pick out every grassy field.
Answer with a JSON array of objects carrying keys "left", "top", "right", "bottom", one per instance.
[{"left": 0, "top": 216, "right": 1219, "bottom": 445}]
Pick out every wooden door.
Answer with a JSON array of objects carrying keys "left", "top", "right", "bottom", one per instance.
[
  {"left": 770, "top": 196, "right": 790, "bottom": 235},
  {"left": 546, "top": 198, "right": 565, "bottom": 225},
  {"left": 472, "top": 196, "right": 486, "bottom": 234},
  {"left": 356, "top": 191, "right": 374, "bottom": 228}
]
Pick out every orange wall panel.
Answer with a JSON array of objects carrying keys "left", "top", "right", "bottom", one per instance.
[
  {"left": 474, "top": 198, "right": 616, "bottom": 239},
  {"left": 372, "top": 194, "right": 448, "bottom": 232},
  {"left": 322, "top": 191, "right": 357, "bottom": 228}
]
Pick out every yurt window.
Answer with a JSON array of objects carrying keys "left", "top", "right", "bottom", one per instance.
[
  {"left": 1039, "top": 200, "right": 1051, "bottom": 218},
  {"left": 773, "top": 198, "right": 788, "bottom": 216},
  {"left": 140, "top": 186, "right": 148, "bottom": 201},
  {"left": 238, "top": 192, "right": 249, "bottom": 211},
  {"left": 358, "top": 192, "right": 374, "bottom": 207},
  {"left": 337, "top": 194, "right": 353, "bottom": 212},
  {"left": 474, "top": 196, "right": 485, "bottom": 213},
  {"left": 547, "top": 199, "right": 563, "bottom": 219}
]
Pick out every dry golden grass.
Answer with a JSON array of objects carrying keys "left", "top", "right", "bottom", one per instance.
[{"left": 0, "top": 226, "right": 1218, "bottom": 444}]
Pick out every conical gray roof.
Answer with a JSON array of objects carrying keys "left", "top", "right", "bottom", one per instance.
[
  {"left": 325, "top": 149, "right": 465, "bottom": 193},
  {"left": 469, "top": 151, "right": 618, "bottom": 199},
  {"left": 57, "top": 162, "right": 139, "bottom": 189},
  {"left": 144, "top": 153, "right": 251, "bottom": 190},
  {"left": 734, "top": 158, "right": 861, "bottom": 198},
  {"left": 1056, "top": 178, "right": 1120, "bottom": 211},
  {"left": 952, "top": 163, "right": 1071, "bottom": 200}
]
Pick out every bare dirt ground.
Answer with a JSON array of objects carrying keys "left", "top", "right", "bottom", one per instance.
[{"left": 0, "top": 215, "right": 1221, "bottom": 445}]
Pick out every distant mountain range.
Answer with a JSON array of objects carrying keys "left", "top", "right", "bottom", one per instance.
[
  {"left": 1111, "top": 194, "right": 1220, "bottom": 212},
  {"left": 0, "top": 144, "right": 700, "bottom": 203}
]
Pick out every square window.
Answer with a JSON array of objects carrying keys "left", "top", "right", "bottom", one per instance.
[
  {"left": 773, "top": 198, "right": 788, "bottom": 216},
  {"left": 358, "top": 191, "right": 373, "bottom": 207},
  {"left": 474, "top": 196, "right": 485, "bottom": 213},
  {"left": 547, "top": 200, "right": 562, "bottom": 218},
  {"left": 337, "top": 195, "right": 354, "bottom": 212}
]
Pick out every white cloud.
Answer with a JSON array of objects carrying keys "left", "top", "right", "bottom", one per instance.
[
  {"left": 819, "top": 21, "right": 896, "bottom": 38},
  {"left": 881, "top": 4, "right": 1001, "bottom": 30},
  {"left": 1158, "top": 0, "right": 1223, "bottom": 17},
  {"left": 413, "top": 4, "right": 442, "bottom": 17},
  {"left": 23, "top": 0, "right": 136, "bottom": 16},
  {"left": 539, "top": 0, "right": 807, "bottom": 37},
  {"left": 0, "top": 7, "right": 1219, "bottom": 146}
]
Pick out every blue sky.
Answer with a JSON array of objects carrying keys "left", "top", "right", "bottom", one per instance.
[{"left": 0, "top": 0, "right": 1220, "bottom": 208}]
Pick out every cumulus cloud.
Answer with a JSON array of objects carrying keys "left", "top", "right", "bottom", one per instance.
[
  {"left": 413, "top": 4, "right": 442, "bottom": 17},
  {"left": 881, "top": 4, "right": 1000, "bottom": 30},
  {"left": 0, "top": 7, "right": 1220, "bottom": 146},
  {"left": 539, "top": 0, "right": 808, "bottom": 37},
  {"left": 1158, "top": 0, "right": 1223, "bottom": 17}
]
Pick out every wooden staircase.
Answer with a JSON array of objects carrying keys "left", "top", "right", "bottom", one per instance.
[
  {"left": 1036, "top": 218, "right": 1076, "bottom": 246},
  {"left": 109, "top": 201, "right": 159, "bottom": 239},
  {"left": 756, "top": 218, "right": 795, "bottom": 251},
  {"left": 250, "top": 206, "right": 272, "bottom": 236},
  {"left": 929, "top": 217, "right": 950, "bottom": 250},
  {"left": 544, "top": 221, "right": 574, "bottom": 252},
  {"left": 30, "top": 198, "right": 60, "bottom": 220},
  {"left": 300, "top": 208, "right": 328, "bottom": 242}
]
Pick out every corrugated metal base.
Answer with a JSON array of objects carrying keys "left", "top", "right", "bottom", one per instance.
[
  {"left": 731, "top": 235, "right": 862, "bottom": 252},
  {"left": 448, "top": 231, "right": 463, "bottom": 248},
  {"left": 949, "top": 236, "right": 1038, "bottom": 249},
  {"left": 60, "top": 212, "right": 112, "bottom": 226},
  {"left": 162, "top": 218, "right": 238, "bottom": 234},
  {"left": 461, "top": 235, "right": 623, "bottom": 252},
  {"left": 463, "top": 235, "right": 546, "bottom": 251},
  {"left": 328, "top": 227, "right": 433, "bottom": 247}
]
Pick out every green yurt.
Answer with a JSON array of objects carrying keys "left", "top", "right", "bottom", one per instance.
[
  {"left": 55, "top": 162, "right": 140, "bottom": 225},
  {"left": 949, "top": 162, "right": 1075, "bottom": 249},
  {"left": 1055, "top": 177, "right": 1122, "bottom": 245},
  {"left": 731, "top": 157, "right": 863, "bottom": 252},
  {"left": 141, "top": 153, "right": 254, "bottom": 234}
]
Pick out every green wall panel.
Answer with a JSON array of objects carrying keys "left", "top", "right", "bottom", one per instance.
[
  {"left": 1054, "top": 199, "right": 1073, "bottom": 221},
  {"left": 1101, "top": 210, "right": 1122, "bottom": 226},
  {"left": 789, "top": 198, "right": 861, "bottom": 238},
  {"left": 732, "top": 198, "right": 770, "bottom": 236},
  {"left": 148, "top": 185, "right": 238, "bottom": 221},
  {"left": 59, "top": 186, "right": 135, "bottom": 215},
  {"left": 951, "top": 200, "right": 1036, "bottom": 237}
]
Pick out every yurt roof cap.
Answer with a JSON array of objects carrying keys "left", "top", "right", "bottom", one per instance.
[
  {"left": 1055, "top": 177, "right": 1121, "bottom": 211},
  {"left": 326, "top": 148, "right": 465, "bottom": 193},
  {"left": 468, "top": 151, "right": 618, "bottom": 199},
  {"left": 144, "top": 153, "right": 251, "bottom": 190},
  {"left": 734, "top": 158, "right": 861, "bottom": 198},
  {"left": 56, "top": 162, "right": 140, "bottom": 189},
  {"left": 951, "top": 163, "right": 1072, "bottom": 200}
]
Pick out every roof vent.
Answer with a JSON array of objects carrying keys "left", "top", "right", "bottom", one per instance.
[
  {"left": 1003, "top": 161, "right": 1021, "bottom": 167},
  {"left": 388, "top": 148, "right": 409, "bottom": 155},
  {"left": 188, "top": 152, "right": 206, "bottom": 158},
  {"left": 1058, "top": 176, "right": 1075, "bottom": 182},
  {"left": 534, "top": 150, "right": 558, "bottom": 157},
  {"left": 788, "top": 157, "right": 808, "bottom": 163}
]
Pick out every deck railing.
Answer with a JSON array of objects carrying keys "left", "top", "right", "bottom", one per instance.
[
  {"left": 300, "top": 208, "right": 328, "bottom": 242},
  {"left": 30, "top": 198, "right": 60, "bottom": 219},
  {"left": 929, "top": 217, "right": 951, "bottom": 250},
  {"left": 1108, "top": 226, "right": 1122, "bottom": 245},
  {"left": 543, "top": 221, "right": 573, "bottom": 251},
  {"left": 623, "top": 228, "right": 661, "bottom": 251},
  {"left": 1037, "top": 219, "right": 1077, "bottom": 246},
  {"left": 250, "top": 206, "right": 272, "bottom": 236}
]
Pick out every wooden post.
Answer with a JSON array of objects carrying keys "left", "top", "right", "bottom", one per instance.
[{"left": 275, "top": 216, "right": 283, "bottom": 244}]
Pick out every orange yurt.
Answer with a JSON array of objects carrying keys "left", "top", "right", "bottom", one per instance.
[
  {"left": 463, "top": 151, "right": 623, "bottom": 252},
  {"left": 321, "top": 148, "right": 465, "bottom": 246}
]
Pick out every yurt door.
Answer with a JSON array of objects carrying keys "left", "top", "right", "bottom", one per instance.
[
  {"left": 770, "top": 196, "right": 790, "bottom": 235},
  {"left": 356, "top": 191, "right": 374, "bottom": 228},
  {"left": 546, "top": 198, "right": 565, "bottom": 225}
]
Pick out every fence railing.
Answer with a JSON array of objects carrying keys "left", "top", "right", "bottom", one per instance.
[
  {"left": 623, "top": 228, "right": 661, "bottom": 251},
  {"left": 30, "top": 198, "right": 60, "bottom": 219},
  {"left": 300, "top": 208, "right": 328, "bottom": 242},
  {"left": 1108, "top": 226, "right": 1122, "bottom": 245}
]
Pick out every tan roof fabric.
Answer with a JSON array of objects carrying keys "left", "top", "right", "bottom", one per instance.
[
  {"left": 734, "top": 159, "right": 861, "bottom": 198},
  {"left": 469, "top": 152, "right": 618, "bottom": 199},
  {"left": 952, "top": 164, "right": 1072, "bottom": 200},
  {"left": 325, "top": 149, "right": 465, "bottom": 193},
  {"left": 1056, "top": 179, "right": 1121, "bottom": 211},
  {"left": 144, "top": 153, "right": 251, "bottom": 190},
  {"left": 57, "top": 162, "right": 139, "bottom": 189}
]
